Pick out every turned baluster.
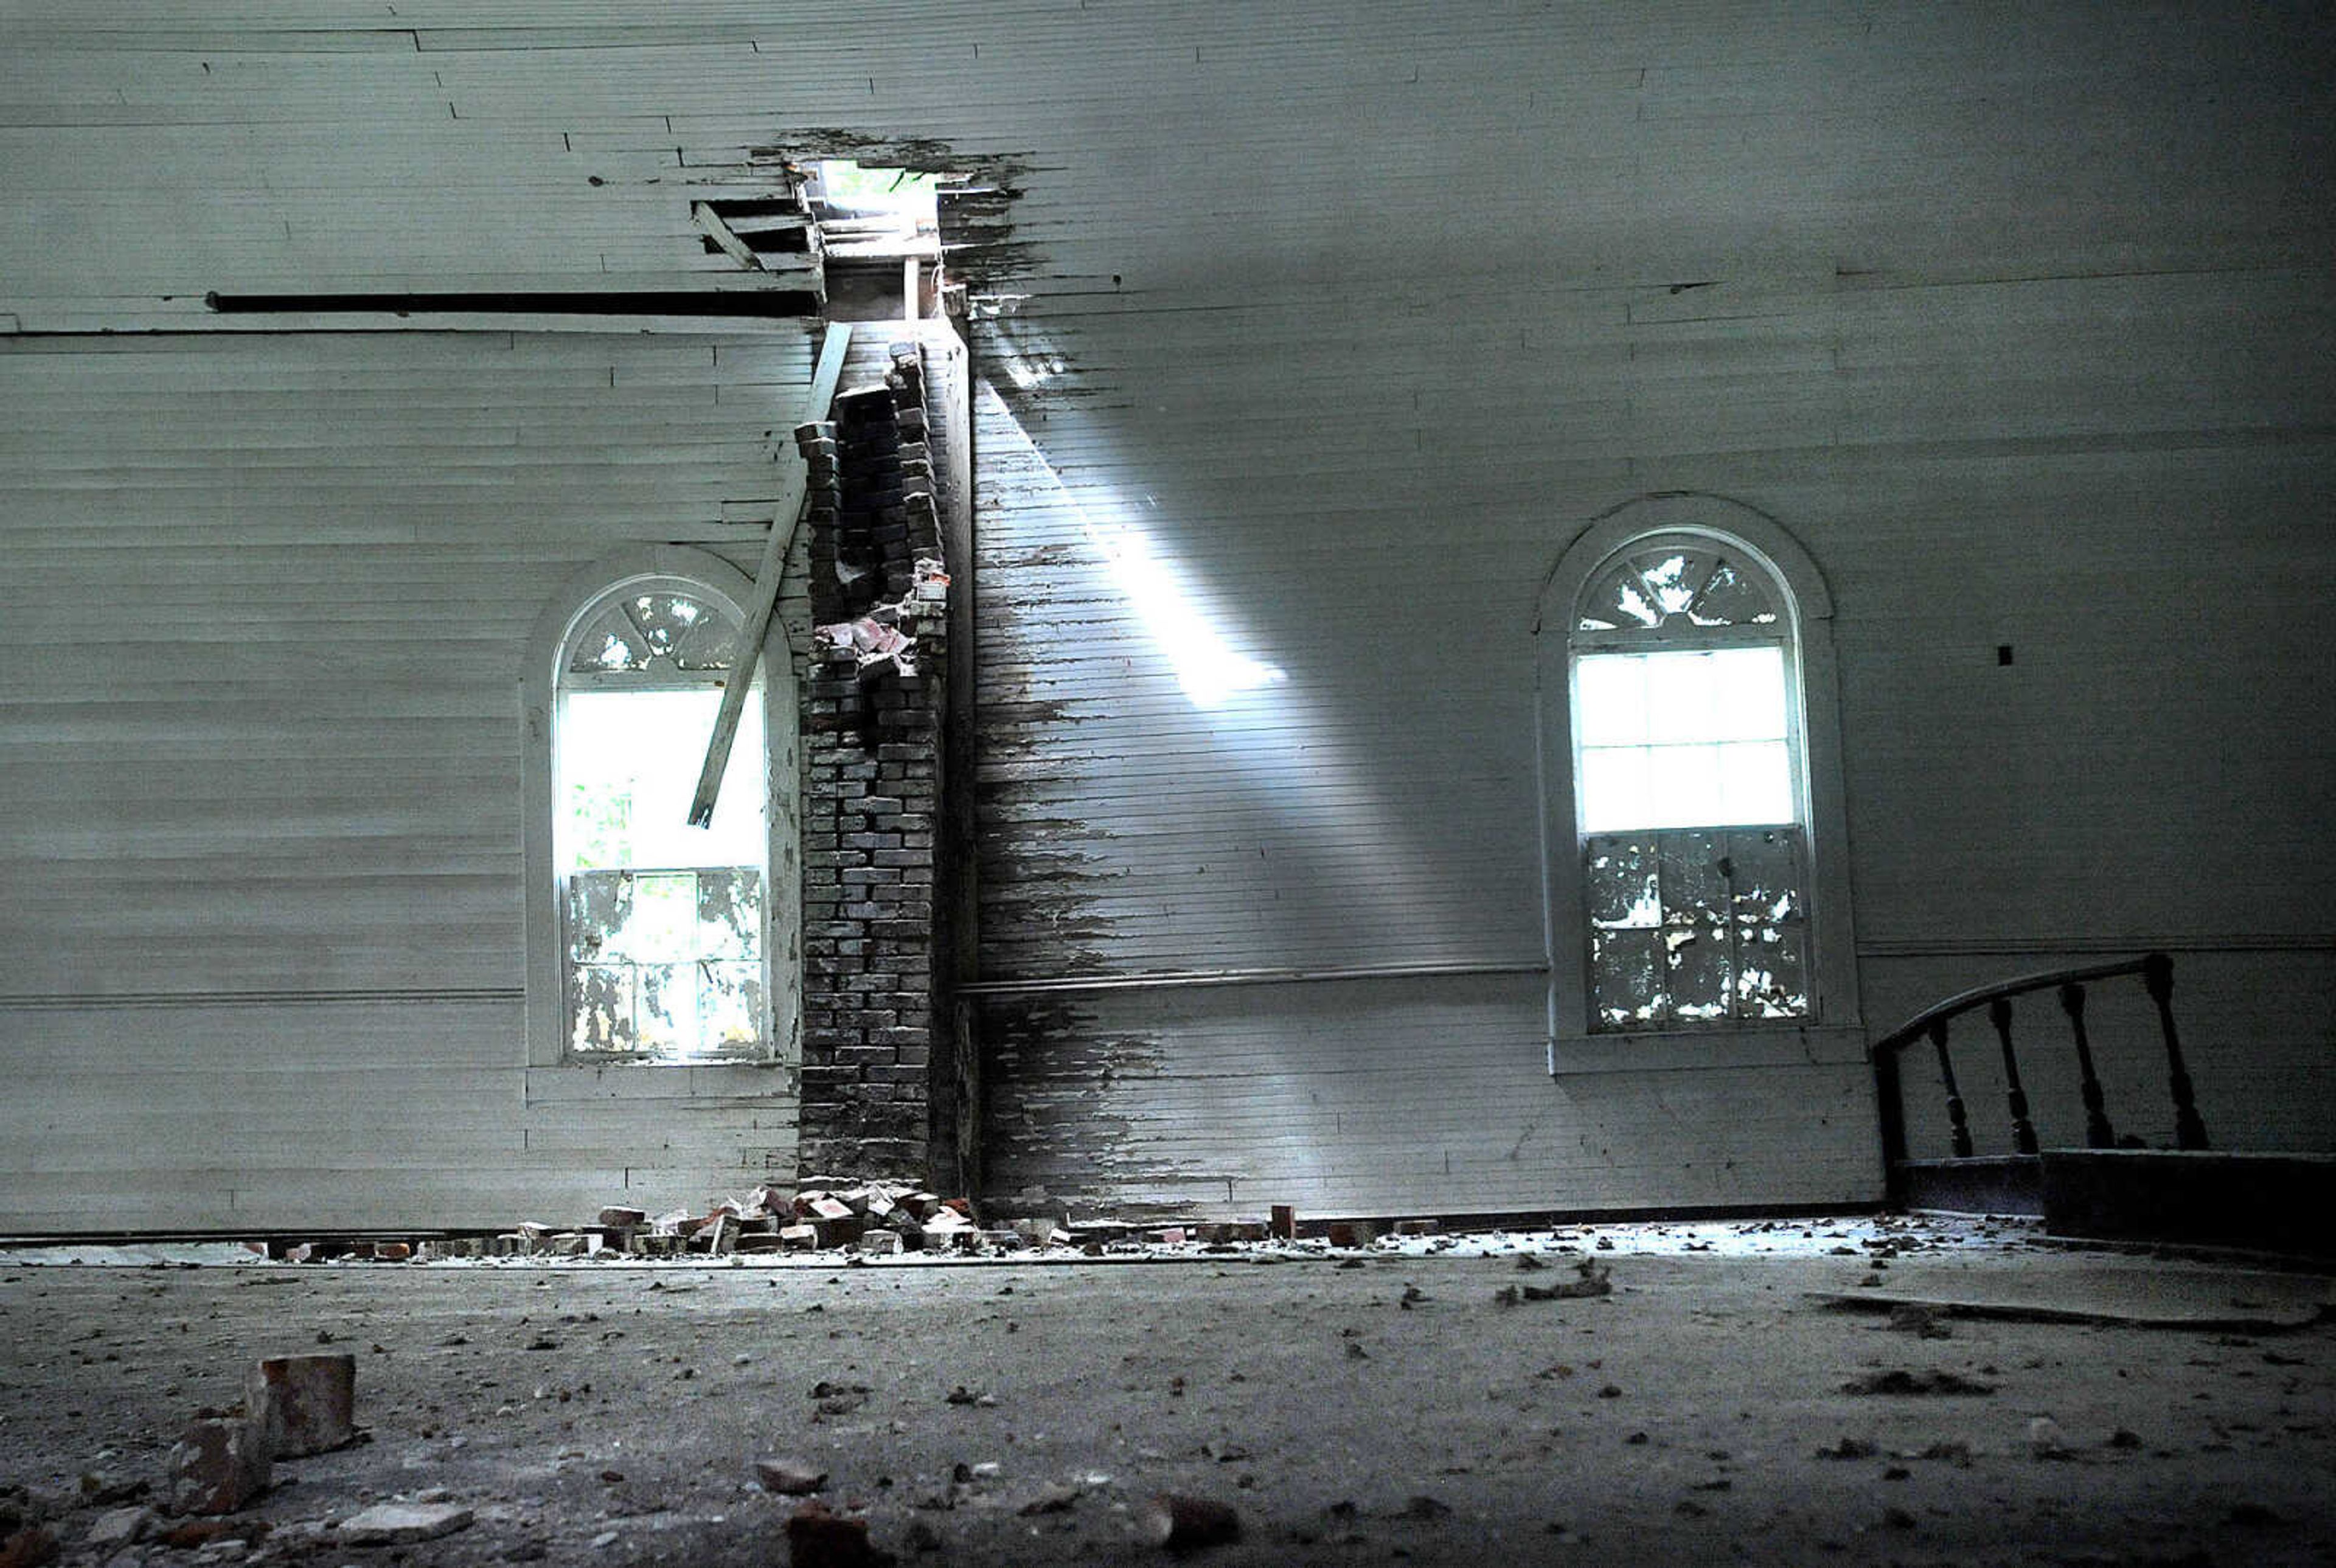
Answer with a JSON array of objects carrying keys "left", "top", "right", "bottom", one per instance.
[
  {"left": 1929, "top": 1018, "right": 1974, "bottom": 1158},
  {"left": 2058, "top": 980, "right": 2116, "bottom": 1149},
  {"left": 2143, "top": 952, "right": 2209, "bottom": 1150},
  {"left": 1989, "top": 995, "right": 2040, "bottom": 1154}
]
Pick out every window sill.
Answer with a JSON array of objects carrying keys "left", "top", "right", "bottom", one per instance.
[
  {"left": 524, "top": 1060, "right": 794, "bottom": 1105},
  {"left": 1549, "top": 1022, "right": 1866, "bottom": 1077}
]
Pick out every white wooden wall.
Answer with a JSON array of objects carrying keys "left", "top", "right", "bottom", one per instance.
[
  {"left": 0, "top": 330, "right": 818, "bottom": 1232},
  {"left": 1, "top": 2, "right": 2328, "bottom": 1229}
]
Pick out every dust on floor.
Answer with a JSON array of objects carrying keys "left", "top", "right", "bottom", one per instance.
[{"left": 1, "top": 1216, "right": 2329, "bottom": 1566}]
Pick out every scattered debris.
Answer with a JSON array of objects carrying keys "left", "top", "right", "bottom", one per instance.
[
  {"left": 755, "top": 1459, "right": 830, "bottom": 1496},
  {"left": 1840, "top": 1369, "right": 1996, "bottom": 1396},
  {"left": 1143, "top": 1494, "right": 1240, "bottom": 1552},
  {"left": 166, "top": 1418, "right": 270, "bottom": 1516},
  {"left": 247, "top": 1353, "right": 356, "bottom": 1458},
  {"left": 810, "top": 1380, "right": 871, "bottom": 1417},
  {"left": 0, "top": 1527, "right": 55, "bottom": 1568},
  {"left": 1520, "top": 1260, "right": 1612, "bottom": 1301},
  {"left": 338, "top": 1503, "right": 475, "bottom": 1546},
  {"left": 1886, "top": 1304, "right": 1952, "bottom": 1339},
  {"left": 785, "top": 1500, "right": 883, "bottom": 1568},
  {"left": 1017, "top": 1482, "right": 1082, "bottom": 1516},
  {"left": 83, "top": 1507, "right": 160, "bottom": 1550},
  {"left": 94, "top": 1209, "right": 2066, "bottom": 1276},
  {"left": 1814, "top": 1437, "right": 1878, "bottom": 1460}
]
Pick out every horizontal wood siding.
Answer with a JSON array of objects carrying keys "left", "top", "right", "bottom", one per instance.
[
  {"left": 979, "top": 974, "right": 1877, "bottom": 1222},
  {"left": 0, "top": 330, "right": 815, "bottom": 1231},
  {"left": 0, "top": 3, "right": 2329, "bottom": 1226}
]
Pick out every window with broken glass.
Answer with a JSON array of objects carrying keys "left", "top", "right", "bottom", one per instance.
[
  {"left": 557, "top": 586, "right": 768, "bottom": 1063},
  {"left": 1572, "top": 543, "right": 1811, "bottom": 1029}
]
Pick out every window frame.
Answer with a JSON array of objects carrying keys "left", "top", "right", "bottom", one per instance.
[
  {"left": 521, "top": 546, "right": 801, "bottom": 1070},
  {"left": 1533, "top": 495, "right": 1861, "bottom": 1071}
]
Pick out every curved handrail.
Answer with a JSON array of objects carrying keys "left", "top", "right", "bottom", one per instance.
[
  {"left": 1871, "top": 950, "right": 2204, "bottom": 1193},
  {"left": 1871, "top": 954, "right": 2158, "bottom": 1058}
]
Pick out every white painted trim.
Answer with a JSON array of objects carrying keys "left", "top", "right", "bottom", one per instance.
[
  {"left": 1534, "top": 493, "right": 1861, "bottom": 1065},
  {"left": 521, "top": 545, "right": 802, "bottom": 1072},
  {"left": 1546, "top": 1023, "right": 1871, "bottom": 1078}
]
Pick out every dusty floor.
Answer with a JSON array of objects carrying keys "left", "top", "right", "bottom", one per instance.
[{"left": 1, "top": 1217, "right": 2331, "bottom": 1567}]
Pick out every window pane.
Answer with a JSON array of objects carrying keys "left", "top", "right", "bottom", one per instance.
[
  {"left": 700, "top": 962, "right": 766, "bottom": 1052},
  {"left": 1636, "top": 551, "right": 1708, "bottom": 619},
  {"left": 1716, "top": 740, "right": 1794, "bottom": 824},
  {"left": 557, "top": 685, "right": 763, "bottom": 873},
  {"left": 1666, "top": 923, "right": 1732, "bottom": 1021},
  {"left": 1576, "top": 647, "right": 1794, "bottom": 832},
  {"left": 697, "top": 867, "right": 763, "bottom": 959},
  {"left": 624, "top": 592, "right": 714, "bottom": 659},
  {"left": 564, "top": 868, "right": 765, "bottom": 1060},
  {"left": 624, "top": 872, "right": 698, "bottom": 964},
  {"left": 565, "top": 872, "right": 633, "bottom": 964},
  {"left": 1579, "top": 746, "right": 1653, "bottom": 834},
  {"left": 568, "top": 963, "right": 635, "bottom": 1054},
  {"left": 1584, "top": 837, "right": 1661, "bottom": 928},
  {"left": 1688, "top": 560, "right": 1776, "bottom": 626},
  {"left": 1590, "top": 928, "right": 1664, "bottom": 1028},
  {"left": 1580, "top": 566, "right": 1662, "bottom": 631},
  {"left": 1660, "top": 831, "right": 1729, "bottom": 925},
  {"left": 1645, "top": 743, "right": 1723, "bottom": 828},
  {"left": 1706, "top": 647, "right": 1787, "bottom": 740},
  {"left": 636, "top": 962, "right": 698, "bottom": 1059},
  {"left": 1736, "top": 924, "right": 1807, "bottom": 1018},
  {"left": 1576, "top": 656, "right": 1650, "bottom": 746},
  {"left": 1644, "top": 653, "right": 1723, "bottom": 744},
  {"left": 567, "top": 606, "right": 653, "bottom": 673},
  {"left": 672, "top": 613, "right": 743, "bottom": 671},
  {"left": 1728, "top": 828, "right": 1803, "bottom": 924}
]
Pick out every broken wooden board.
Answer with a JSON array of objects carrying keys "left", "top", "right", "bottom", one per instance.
[
  {"left": 1810, "top": 1263, "right": 2335, "bottom": 1330},
  {"left": 687, "top": 319, "right": 852, "bottom": 828}
]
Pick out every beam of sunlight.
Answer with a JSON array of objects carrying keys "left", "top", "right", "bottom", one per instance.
[
  {"left": 972, "top": 374, "right": 1531, "bottom": 968},
  {"left": 1079, "top": 512, "right": 1287, "bottom": 709},
  {"left": 976, "top": 377, "right": 1284, "bottom": 710}
]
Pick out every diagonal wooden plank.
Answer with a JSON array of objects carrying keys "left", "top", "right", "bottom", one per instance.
[
  {"left": 691, "top": 201, "right": 765, "bottom": 272},
  {"left": 687, "top": 319, "right": 852, "bottom": 829}
]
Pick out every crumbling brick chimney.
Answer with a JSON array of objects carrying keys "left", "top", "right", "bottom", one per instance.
[{"left": 796, "top": 342, "right": 949, "bottom": 1180}]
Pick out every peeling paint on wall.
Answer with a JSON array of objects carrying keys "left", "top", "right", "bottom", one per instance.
[{"left": 979, "top": 997, "right": 1232, "bottom": 1220}]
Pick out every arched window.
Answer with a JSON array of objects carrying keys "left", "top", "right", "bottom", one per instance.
[
  {"left": 1536, "top": 496, "right": 1858, "bottom": 1055},
  {"left": 523, "top": 547, "right": 798, "bottom": 1067}
]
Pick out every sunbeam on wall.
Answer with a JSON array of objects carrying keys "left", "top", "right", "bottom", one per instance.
[
  {"left": 971, "top": 373, "right": 1536, "bottom": 972},
  {"left": 1079, "top": 511, "right": 1288, "bottom": 709},
  {"left": 976, "top": 377, "right": 1284, "bottom": 710}
]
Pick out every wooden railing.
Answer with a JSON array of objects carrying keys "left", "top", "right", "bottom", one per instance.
[{"left": 1872, "top": 952, "right": 2208, "bottom": 1190}]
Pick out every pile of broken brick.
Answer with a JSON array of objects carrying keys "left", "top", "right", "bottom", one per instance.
[
  {"left": 240, "top": 1194, "right": 1467, "bottom": 1266},
  {"left": 245, "top": 1184, "right": 1060, "bottom": 1265},
  {"left": 566, "top": 1184, "right": 985, "bottom": 1258}
]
